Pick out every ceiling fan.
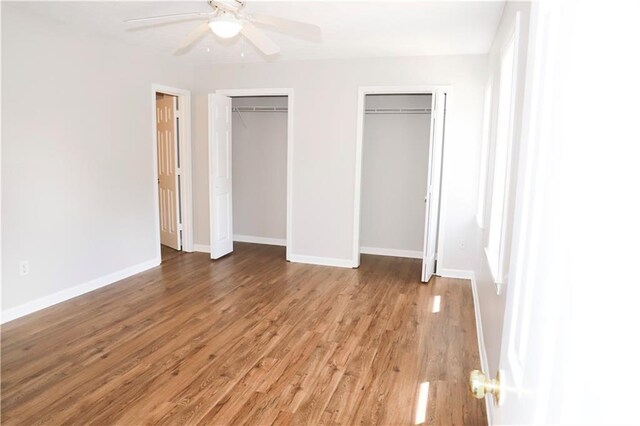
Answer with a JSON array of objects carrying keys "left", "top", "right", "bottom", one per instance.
[{"left": 124, "top": 0, "right": 321, "bottom": 56}]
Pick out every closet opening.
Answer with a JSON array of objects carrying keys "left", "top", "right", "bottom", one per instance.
[
  {"left": 353, "top": 88, "right": 448, "bottom": 282},
  {"left": 208, "top": 89, "right": 293, "bottom": 261}
]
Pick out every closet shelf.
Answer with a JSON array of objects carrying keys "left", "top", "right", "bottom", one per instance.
[
  {"left": 365, "top": 107, "right": 432, "bottom": 115},
  {"left": 232, "top": 106, "right": 288, "bottom": 113}
]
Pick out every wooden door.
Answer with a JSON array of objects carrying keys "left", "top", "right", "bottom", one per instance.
[{"left": 156, "top": 94, "right": 180, "bottom": 250}]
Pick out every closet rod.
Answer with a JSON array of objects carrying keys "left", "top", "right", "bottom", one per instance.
[
  {"left": 365, "top": 107, "right": 431, "bottom": 115},
  {"left": 232, "top": 106, "right": 288, "bottom": 113}
]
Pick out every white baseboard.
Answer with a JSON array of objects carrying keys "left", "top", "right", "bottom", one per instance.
[
  {"left": 1, "top": 257, "right": 161, "bottom": 324},
  {"left": 233, "top": 234, "right": 286, "bottom": 246},
  {"left": 469, "top": 271, "right": 493, "bottom": 425},
  {"left": 288, "top": 254, "right": 355, "bottom": 268},
  {"left": 193, "top": 244, "right": 210, "bottom": 253},
  {"left": 192, "top": 235, "right": 286, "bottom": 254},
  {"left": 360, "top": 246, "right": 422, "bottom": 259},
  {"left": 438, "top": 268, "right": 475, "bottom": 280},
  {"left": 194, "top": 242, "right": 353, "bottom": 269}
]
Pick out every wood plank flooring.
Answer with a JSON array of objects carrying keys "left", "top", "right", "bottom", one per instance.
[{"left": 1, "top": 243, "right": 486, "bottom": 425}]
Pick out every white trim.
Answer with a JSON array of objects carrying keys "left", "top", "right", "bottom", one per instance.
[
  {"left": 1, "top": 258, "right": 160, "bottom": 324},
  {"left": 437, "top": 268, "right": 475, "bottom": 280},
  {"left": 152, "top": 84, "right": 194, "bottom": 253},
  {"left": 360, "top": 246, "right": 422, "bottom": 259},
  {"left": 484, "top": 246, "right": 503, "bottom": 295},
  {"left": 476, "top": 77, "right": 494, "bottom": 230},
  {"left": 353, "top": 90, "right": 365, "bottom": 268},
  {"left": 215, "top": 88, "right": 294, "bottom": 261},
  {"left": 287, "top": 254, "right": 355, "bottom": 269},
  {"left": 195, "top": 246, "right": 355, "bottom": 268},
  {"left": 352, "top": 85, "right": 452, "bottom": 271},
  {"left": 484, "top": 16, "right": 521, "bottom": 291},
  {"left": 233, "top": 234, "right": 286, "bottom": 246},
  {"left": 433, "top": 93, "right": 450, "bottom": 278},
  {"left": 469, "top": 271, "right": 494, "bottom": 425},
  {"left": 193, "top": 244, "right": 210, "bottom": 253}
]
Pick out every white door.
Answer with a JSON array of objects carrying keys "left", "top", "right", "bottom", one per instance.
[
  {"left": 473, "top": 1, "right": 640, "bottom": 424},
  {"left": 156, "top": 94, "right": 180, "bottom": 250},
  {"left": 208, "top": 94, "right": 234, "bottom": 259},
  {"left": 421, "top": 92, "right": 446, "bottom": 282},
  {"left": 471, "top": 6, "right": 554, "bottom": 421}
]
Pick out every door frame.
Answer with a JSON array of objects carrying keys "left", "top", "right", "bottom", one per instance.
[
  {"left": 352, "top": 85, "right": 451, "bottom": 272},
  {"left": 151, "top": 84, "right": 194, "bottom": 256},
  {"left": 214, "top": 88, "right": 294, "bottom": 260}
]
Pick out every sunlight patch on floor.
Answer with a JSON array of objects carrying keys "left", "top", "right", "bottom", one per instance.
[
  {"left": 432, "top": 295, "right": 441, "bottom": 313},
  {"left": 415, "top": 381, "right": 430, "bottom": 424}
]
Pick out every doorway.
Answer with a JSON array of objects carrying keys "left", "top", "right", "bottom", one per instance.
[
  {"left": 208, "top": 89, "right": 293, "bottom": 261},
  {"left": 353, "top": 87, "right": 448, "bottom": 282},
  {"left": 360, "top": 94, "right": 431, "bottom": 259},
  {"left": 151, "top": 85, "right": 194, "bottom": 261}
]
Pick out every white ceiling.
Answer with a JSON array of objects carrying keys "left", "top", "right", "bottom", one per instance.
[{"left": 19, "top": 1, "right": 505, "bottom": 64}]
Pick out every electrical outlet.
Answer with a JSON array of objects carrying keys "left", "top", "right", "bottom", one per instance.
[{"left": 19, "top": 261, "right": 29, "bottom": 276}]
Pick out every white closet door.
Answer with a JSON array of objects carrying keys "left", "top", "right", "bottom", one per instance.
[
  {"left": 422, "top": 92, "right": 446, "bottom": 282},
  {"left": 208, "top": 94, "right": 234, "bottom": 259}
]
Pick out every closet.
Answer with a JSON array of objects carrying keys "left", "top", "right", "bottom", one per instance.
[
  {"left": 360, "top": 94, "right": 432, "bottom": 259},
  {"left": 231, "top": 96, "right": 288, "bottom": 246}
]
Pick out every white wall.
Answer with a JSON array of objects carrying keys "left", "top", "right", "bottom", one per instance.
[
  {"left": 192, "top": 55, "right": 487, "bottom": 268},
  {"left": 1, "top": 3, "right": 191, "bottom": 317},
  {"left": 361, "top": 94, "right": 431, "bottom": 254},
  {"left": 472, "top": 1, "right": 531, "bottom": 375},
  {"left": 231, "top": 96, "right": 287, "bottom": 241},
  {"left": 1, "top": 6, "right": 489, "bottom": 318}
]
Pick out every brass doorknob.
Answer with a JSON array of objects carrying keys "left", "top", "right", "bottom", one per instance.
[{"left": 469, "top": 370, "right": 502, "bottom": 404}]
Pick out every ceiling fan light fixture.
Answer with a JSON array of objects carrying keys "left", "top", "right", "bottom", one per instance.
[{"left": 208, "top": 13, "right": 243, "bottom": 39}]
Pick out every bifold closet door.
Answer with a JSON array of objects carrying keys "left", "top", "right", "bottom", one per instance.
[
  {"left": 422, "top": 92, "right": 446, "bottom": 282},
  {"left": 208, "top": 94, "right": 234, "bottom": 259}
]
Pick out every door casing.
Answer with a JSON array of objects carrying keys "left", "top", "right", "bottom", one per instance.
[
  {"left": 213, "top": 88, "right": 294, "bottom": 261},
  {"left": 151, "top": 84, "right": 194, "bottom": 257}
]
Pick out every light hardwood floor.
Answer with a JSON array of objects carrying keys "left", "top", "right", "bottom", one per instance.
[{"left": 1, "top": 243, "right": 486, "bottom": 425}]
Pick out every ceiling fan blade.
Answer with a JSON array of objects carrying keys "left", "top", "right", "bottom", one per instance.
[
  {"left": 247, "top": 13, "right": 321, "bottom": 41},
  {"left": 124, "top": 11, "right": 212, "bottom": 23},
  {"left": 240, "top": 22, "right": 280, "bottom": 56},
  {"left": 174, "top": 22, "right": 211, "bottom": 55}
]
